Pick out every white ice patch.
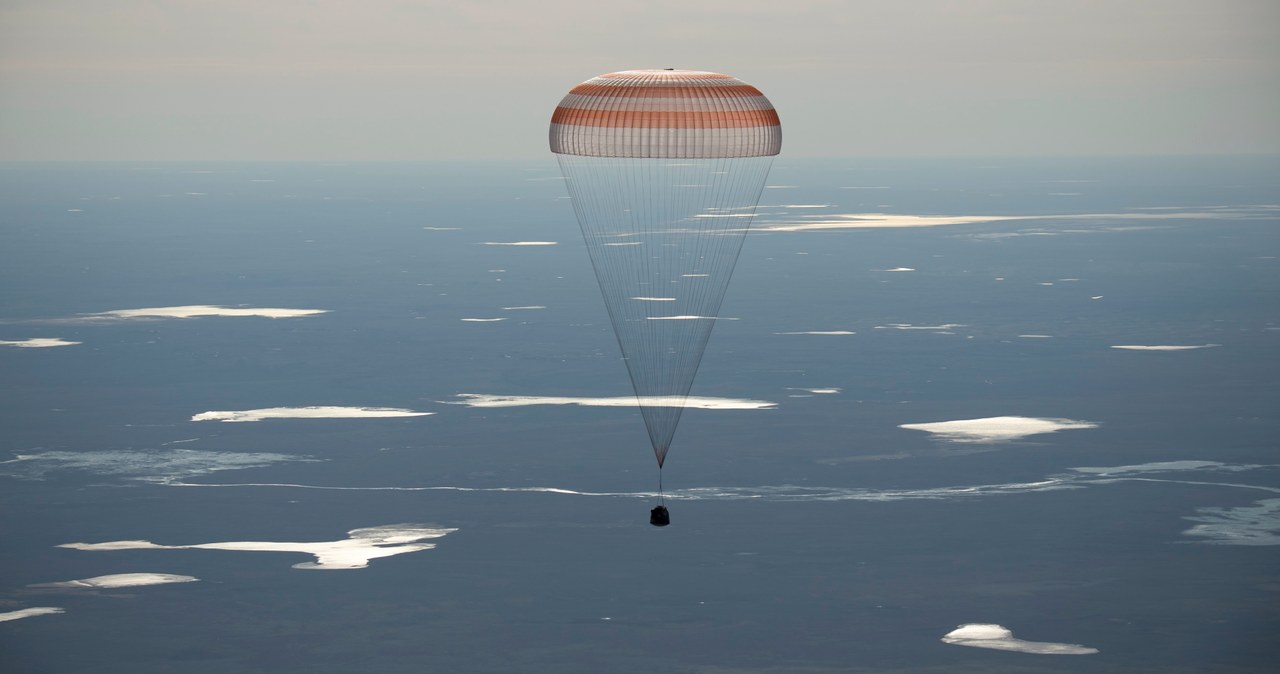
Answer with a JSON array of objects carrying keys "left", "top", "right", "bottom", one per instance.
[
  {"left": 630, "top": 297, "right": 676, "bottom": 301},
  {"left": 941, "top": 624, "right": 1098, "bottom": 655},
  {"left": 167, "top": 463, "right": 1280, "bottom": 547},
  {"left": 172, "top": 479, "right": 1079, "bottom": 502},
  {"left": 0, "top": 607, "right": 64, "bottom": 622},
  {"left": 875, "top": 323, "right": 966, "bottom": 331},
  {"left": 1066, "top": 461, "right": 1280, "bottom": 546},
  {"left": 0, "top": 338, "right": 81, "bottom": 348},
  {"left": 60, "top": 524, "right": 457, "bottom": 570},
  {"left": 762, "top": 207, "right": 1278, "bottom": 233},
  {"left": 501, "top": 306, "right": 546, "bottom": 310},
  {"left": 1183, "top": 498, "right": 1280, "bottom": 546},
  {"left": 0, "top": 449, "right": 316, "bottom": 483},
  {"left": 34, "top": 573, "right": 198, "bottom": 589},
  {"left": 1069, "top": 460, "right": 1262, "bottom": 477},
  {"left": 1111, "top": 344, "right": 1220, "bottom": 351},
  {"left": 646, "top": 315, "right": 736, "bottom": 321},
  {"left": 161, "top": 461, "right": 1275, "bottom": 534},
  {"left": 447, "top": 394, "right": 775, "bottom": 410},
  {"left": 763, "top": 214, "right": 1026, "bottom": 231},
  {"left": 460, "top": 318, "right": 508, "bottom": 322},
  {"left": 191, "top": 406, "right": 432, "bottom": 423},
  {"left": 774, "top": 330, "right": 855, "bottom": 335},
  {"left": 481, "top": 241, "right": 557, "bottom": 246},
  {"left": 900, "top": 416, "right": 1098, "bottom": 443},
  {"left": 87, "top": 306, "right": 327, "bottom": 319}
]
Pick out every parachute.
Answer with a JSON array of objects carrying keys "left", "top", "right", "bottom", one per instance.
[{"left": 550, "top": 69, "right": 781, "bottom": 518}]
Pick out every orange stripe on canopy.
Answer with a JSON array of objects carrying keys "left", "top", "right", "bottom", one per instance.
[{"left": 551, "top": 107, "right": 780, "bottom": 129}]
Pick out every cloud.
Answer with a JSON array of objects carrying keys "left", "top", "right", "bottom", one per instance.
[
  {"left": 86, "top": 305, "right": 327, "bottom": 319},
  {"left": 0, "top": 449, "right": 317, "bottom": 483},
  {"left": 165, "top": 478, "right": 1081, "bottom": 502},
  {"left": 1111, "top": 344, "right": 1221, "bottom": 351},
  {"left": 501, "top": 306, "right": 545, "bottom": 310},
  {"left": 759, "top": 207, "right": 1280, "bottom": 233},
  {"left": 874, "top": 267, "right": 915, "bottom": 272},
  {"left": 666, "top": 481, "right": 1079, "bottom": 502},
  {"left": 899, "top": 416, "right": 1098, "bottom": 443},
  {"left": 154, "top": 459, "right": 1277, "bottom": 547},
  {"left": 1182, "top": 498, "right": 1280, "bottom": 546},
  {"left": 191, "top": 406, "right": 433, "bottom": 423},
  {"left": 460, "top": 318, "right": 507, "bottom": 322},
  {"left": 446, "top": 394, "right": 776, "bottom": 410},
  {"left": 773, "top": 330, "right": 855, "bottom": 335},
  {"left": 481, "top": 241, "right": 557, "bottom": 246},
  {"left": 646, "top": 315, "right": 736, "bottom": 321},
  {"left": 941, "top": 624, "right": 1098, "bottom": 655},
  {"left": 762, "top": 213, "right": 1025, "bottom": 232},
  {"left": 1070, "top": 460, "right": 1263, "bottom": 477},
  {"left": 0, "top": 607, "right": 64, "bottom": 623},
  {"left": 32, "top": 573, "right": 198, "bottom": 589},
  {"left": 875, "top": 323, "right": 966, "bottom": 331},
  {"left": 0, "top": 338, "right": 80, "bottom": 348},
  {"left": 60, "top": 524, "right": 457, "bottom": 570}
]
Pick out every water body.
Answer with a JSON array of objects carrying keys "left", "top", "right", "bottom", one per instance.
[{"left": 1, "top": 157, "right": 1277, "bottom": 672}]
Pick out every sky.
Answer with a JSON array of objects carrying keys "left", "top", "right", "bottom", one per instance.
[{"left": 1, "top": 0, "right": 1276, "bottom": 161}]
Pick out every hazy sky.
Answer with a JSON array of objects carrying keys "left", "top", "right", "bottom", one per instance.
[{"left": 1, "top": 0, "right": 1276, "bottom": 160}]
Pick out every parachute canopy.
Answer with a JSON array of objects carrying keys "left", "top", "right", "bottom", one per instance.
[
  {"left": 551, "top": 70, "right": 780, "bottom": 468},
  {"left": 549, "top": 69, "right": 781, "bottom": 159}
]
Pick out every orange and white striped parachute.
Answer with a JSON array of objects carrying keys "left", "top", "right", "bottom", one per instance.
[
  {"left": 551, "top": 69, "right": 780, "bottom": 472},
  {"left": 549, "top": 69, "right": 781, "bottom": 159}
]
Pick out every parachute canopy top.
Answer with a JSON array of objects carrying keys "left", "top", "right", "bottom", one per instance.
[{"left": 549, "top": 69, "right": 782, "bottom": 159}]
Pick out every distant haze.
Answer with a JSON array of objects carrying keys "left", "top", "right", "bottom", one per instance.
[{"left": 1, "top": 0, "right": 1277, "bottom": 160}]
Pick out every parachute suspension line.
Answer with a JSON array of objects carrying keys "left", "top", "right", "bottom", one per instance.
[
  {"left": 560, "top": 154, "right": 774, "bottom": 469},
  {"left": 658, "top": 468, "right": 665, "bottom": 506}
]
